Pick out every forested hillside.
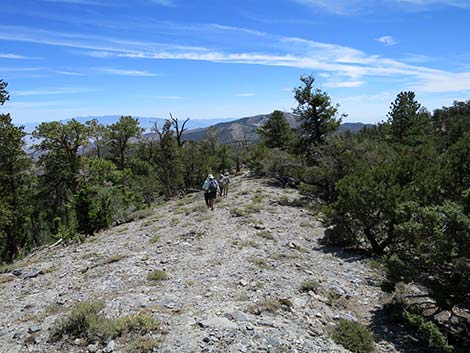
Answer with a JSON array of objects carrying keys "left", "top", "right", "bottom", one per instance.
[{"left": 1, "top": 75, "right": 469, "bottom": 352}]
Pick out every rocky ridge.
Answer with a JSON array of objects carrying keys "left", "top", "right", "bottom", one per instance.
[{"left": 1, "top": 174, "right": 407, "bottom": 353}]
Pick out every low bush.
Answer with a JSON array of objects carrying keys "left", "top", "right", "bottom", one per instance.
[
  {"left": 256, "top": 230, "right": 274, "bottom": 240},
  {"left": 49, "top": 301, "right": 111, "bottom": 344},
  {"left": 331, "top": 319, "right": 375, "bottom": 353},
  {"left": 300, "top": 280, "right": 319, "bottom": 293},
  {"left": 127, "top": 336, "right": 161, "bottom": 353},
  {"left": 147, "top": 270, "right": 168, "bottom": 282},
  {"left": 402, "top": 311, "right": 453, "bottom": 353},
  {"left": 50, "top": 301, "right": 162, "bottom": 346}
]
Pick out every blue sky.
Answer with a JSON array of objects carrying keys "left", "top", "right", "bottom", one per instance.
[{"left": 0, "top": 0, "right": 469, "bottom": 124}]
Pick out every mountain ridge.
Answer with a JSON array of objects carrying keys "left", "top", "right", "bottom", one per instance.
[{"left": 0, "top": 174, "right": 418, "bottom": 353}]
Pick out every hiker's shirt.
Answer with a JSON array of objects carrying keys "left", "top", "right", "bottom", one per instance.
[{"left": 202, "top": 179, "right": 211, "bottom": 192}]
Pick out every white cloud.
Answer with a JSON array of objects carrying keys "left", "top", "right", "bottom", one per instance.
[
  {"left": 56, "top": 70, "right": 87, "bottom": 76},
  {"left": 151, "top": 0, "right": 176, "bottom": 6},
  {"left": 97, "top": 68, "right": 161, "bottom": 77},
  {"left": 324, "top": 80, "right": 365, "bottom": 88},
  {"left": 236, "top": 93, "right": 256, "bottom": 97},
  {"left": 42, "top": 0, "right": 112, "bottom": 5},
  {"left": 291, "top": 0, "right": 365, "bottom": 15},
  {"left": 14, "top": 87, "right": 97, "bottom": 96},
  {"left": 377, "top": 35, "right": 397, "bottom": 46},
  {"left": 152, "top": 95, "right": 184, "bottom": 100},
  {"left": 0, "top": 53, "right": 37, "bottom": 59},
  {"left": 1, "top": 24, "right": 469, "bottom": 93},
  {"left": 0, "top": 67, "right": 42, "bottom": 72},
  {"left": 291, "top": 0, "right": 470, "bottom": 14},
  {"left": 397, "top": 0, "right": 470, "bottom": 9}
]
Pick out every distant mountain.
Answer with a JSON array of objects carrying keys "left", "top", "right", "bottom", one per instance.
[
  {"left": 179, "top": 112, "right": 298, "bottom": 144},
  {"left": 143, "top": 112, "right": 373, "bottom": 144},
  {"left": 338, "top": 122, "right": 375, "bottom": 134},
  {"left": 22, "top": 113, "right": 374, "bottom": 148},
  {"left": 20, "top": 115, "right": 236, "bottom": 134}
]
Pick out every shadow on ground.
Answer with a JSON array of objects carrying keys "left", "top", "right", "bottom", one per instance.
[
  {"left": 316, "top": 243, "right": 370, "bottom": 264},
  {"left": 369, "top": 305, "right": 433, "bottom": 353}
]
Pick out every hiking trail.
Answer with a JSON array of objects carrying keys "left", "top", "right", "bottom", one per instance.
[{"left": 0, "top": 174, "right": 420, "bottom": 353}]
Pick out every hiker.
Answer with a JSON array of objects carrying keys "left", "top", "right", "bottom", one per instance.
[
  {"left": 202, "top": 174, "right": 220, "bottom": 210},
  {"left": 219, "top": 171, "right": 230, "bottom": 197}
]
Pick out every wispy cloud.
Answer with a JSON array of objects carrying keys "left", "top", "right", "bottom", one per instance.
[
  {"left": 324, "top": 80, "right": 365, "bottom": 88},
  {"left": 0, "top": 67, "right": 42, "bottom": 72},
  {"left": 0, "top": 53, "right": 38, "bottom": 59},
  {"left": 96, "top": 68, "right": 161, "bottom": 77},
  {"left": 41, "top": 0, "right": 114, "bottom": 6},
  {"left": 55, "top": 70, "right": 87, "bottom": 76},
  {"left": 13, "top": 87, "right": 97, "bottom": 96},
  {"left": 377, "top": 35, "right": 397, "bottom": 46},
  {"left": 151, "top": 0, "right": 176, "bottom": 7},
  {"left": 291, "top": 0, "right": 470, "bottom": 14},
  {"left": 152, "top": 95, "right": 184, "bottom": 100},
  {"left": 236, "top": 93, "right": 256, "bottom": 97},
  {"left": 1, "top": 24, "right": 469, "bottom": 93},
  {"left": 398, "top": 0, "right": 470, "bottom": 9},
  {"left": 291, "top": 0, "right": 370, "bottom": 15},
  {"left": 401, "top": 53, "right": 434, "bottom": 63}
]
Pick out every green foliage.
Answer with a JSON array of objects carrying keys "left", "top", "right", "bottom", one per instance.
[
  {"left": 114, "top": 313, "right": 160, "bottom": 335},
  {"left": 75, "top": 186, "right": 113, "bottom": 235},
  {"left": 402, "top": 311, "right": 453, "bottom": 352},
  {"left": 151, "top": 120, "right": 184, "bottom": 197},
  {"left": 262, "top": 148, "right": 304, "bottom": 186},
  {"left": 50, "top": 301, "right": 161, "bottom": 346},
  {"left": 388, "top": 202, "right": 470, "bottom": 311},
  {"left": 431, "top": 100, "right": 470, "bottom": 149},
  {"left": 246, "top": 143, "right": 269, "bottom": 176},
  {"left": 257, "top": 110, "right": 294, "bottom": 150},
  {"left": 0, "top": 107, "right": 33, "bottom": 261},
  {"left": 331, "top": 320, "right": 375, "bottom": 353},
  {"left": 300, "top": 133, "right": 379, "bottom": 202},
  {"left": 294, "top": 74, "right": 342, "bottom": 149},
  {"left": 127, "top": 336, "right": 161, "bottom": 353},
  {"left": 49, "top": 300, "right": 110, "bottom": 344},
  {"left": 0, "top": 79, "right": 9, "bottom": 105},
  {"left": 107, "top": 116, "right": 143, "bottom": 170},
  {"left": 386, "top": 91, "right": 430, "bottom": 144},
  {"left": 327, "top": 158, "right": 412, "bottom": 254}
]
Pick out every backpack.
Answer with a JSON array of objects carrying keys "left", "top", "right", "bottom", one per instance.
[{"left": 208, "top": 180, "right": 218, "bottom": 193}]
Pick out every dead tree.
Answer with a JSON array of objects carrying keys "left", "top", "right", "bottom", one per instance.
[{"left": 169, "top": 113, "right": 190, "bottom": 147}]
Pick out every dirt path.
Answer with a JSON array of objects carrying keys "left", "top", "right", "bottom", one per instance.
[{"left": 1, "top": 174, "right": 406, "bottom": 353}]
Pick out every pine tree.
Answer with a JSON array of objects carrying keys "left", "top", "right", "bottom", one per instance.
[
  {"left": 0, "top": 81, "right": 33, "bottom": 261},
  {"left": 257, "top": 110, "right": 294, "bottom": 150},
  {"left": 294, "top": 75, "right": 342, "bottom": 148},
  {"left": 106, "top": 116, "right": 143, "bottom": 169}
]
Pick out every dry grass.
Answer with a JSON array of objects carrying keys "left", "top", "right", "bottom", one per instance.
[
  {"left": 147, "top": 270, "right": 168, "bottom": 283},
  {"left": 0, "top": 274, "right": 14, "bottom": 284},
  {"left": 102, "top": 255, "right": 126, "bottom": 264},
  {"left": 248, "top": 256, "right": 270, "bottom": 269},
  {"left": 247, "top": 298, "right": 292, "bottom": 315},
  {"left": 256, "top": 230, "right": 274, "bottom": 240},
  {"left": 149, "top": 235, "right": 161, "bottom": 244}
]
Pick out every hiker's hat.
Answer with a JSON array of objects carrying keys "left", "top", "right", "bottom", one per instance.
[{"left": 208, "top": 174, "right": 214, "bottom": 179}]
